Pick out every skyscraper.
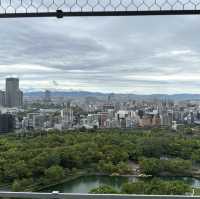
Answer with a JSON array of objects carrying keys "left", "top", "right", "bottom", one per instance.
[
  {"left": 5, "top": 78, "right": 23, "bottom": 107},
  {"left": 0, "top": 90, "right": 5, "bottom": 107}
]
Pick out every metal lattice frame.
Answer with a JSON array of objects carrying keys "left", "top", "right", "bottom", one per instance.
[{"left": 0, "top": 0, "right": 200, "bottom": 18}]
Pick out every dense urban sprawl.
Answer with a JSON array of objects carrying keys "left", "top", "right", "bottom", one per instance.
[
  {"left": 1, "top": 78, "right": 200, "bottom": 134},
  {"left": 1, "top": 78, "right": 200, "bottom": 194}
]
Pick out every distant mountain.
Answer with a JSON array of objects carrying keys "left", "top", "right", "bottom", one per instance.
[
  {"left": 24, "top": 91, "right": 105, "bottom": 97},
  {"left": 24, "top": 91, "right": 200, "bottom": 101}
]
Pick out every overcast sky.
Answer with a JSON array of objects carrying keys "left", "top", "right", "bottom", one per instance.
[{"left": 0, "top": 15, "right": 200, "bottom": 94}]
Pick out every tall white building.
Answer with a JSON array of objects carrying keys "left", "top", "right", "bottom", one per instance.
[{"left": 61, "top": 103, "right": 74, "bottom": 129}]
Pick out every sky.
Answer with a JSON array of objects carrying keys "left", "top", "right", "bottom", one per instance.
[{"left": 0, "top": 15, "right": 200, "bottom": 94}]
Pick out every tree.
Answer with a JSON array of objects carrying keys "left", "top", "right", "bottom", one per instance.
[
  {"left": 12, "top": 180, "right": 22, "bottom": 191},
  {"left": 121, "top": 179, "right": 191, "bottom": 195},
  {"left": 97, "top": 160, "right": 116, "bottom": 174},
  {"left": 4, "top": 160, "right": 31, "bottom": 181},
  {"left": 12, "top": 178, "right": 33, "bottom": 191},
  {"left": 0, "top": 128, "right": 198, "bottom": 191},
  {"left": 139, "top": 158, "right": 192, "bottom": 176},
  {"left": 139, "top": 158, "right": 162, "bottom": 175},
  {"left": 44, "top": 165, "right": 65, "bottom": 182},
  {"left": 116, "top": 162, "right": 132, "bottom": 174}
]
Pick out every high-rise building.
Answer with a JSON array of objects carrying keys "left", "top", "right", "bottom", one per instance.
[
  {"left": 5, "top": 78, "right": 23, "bottom": 107},
  {"left": 44, "top": 90, "right": 51, "bottom": 103},
  {"left": 0, "top": 113, "right": 15, "bottom": 133},
  {"left": 61, "top": 102, "right": 74, "bottom": 128},
  {"left": 0, "top": 90, "right": 5, "bottom": 106}
]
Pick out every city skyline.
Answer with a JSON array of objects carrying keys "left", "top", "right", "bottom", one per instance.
[{"left": 0, "top": 16, "right": 200, "bottom": 94}]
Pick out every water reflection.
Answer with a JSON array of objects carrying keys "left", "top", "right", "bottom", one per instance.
[
  {"left": 42, "top": 175, "right": 200, "bottom": 193},
  {"left": 43, "top": 175, "right": 129, "bottom": 193}
]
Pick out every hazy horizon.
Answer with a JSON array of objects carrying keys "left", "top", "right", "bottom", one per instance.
[{"left": 23, "top": 89, "right": 200, "bottom": 96}]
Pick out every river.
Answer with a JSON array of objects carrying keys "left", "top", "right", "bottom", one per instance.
[{"left": 42, "top": 175, "right": 200, "bottom": 193}]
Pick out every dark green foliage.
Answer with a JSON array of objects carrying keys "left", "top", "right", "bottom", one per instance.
[
  {"left": 121, "top": 179, "right": 191, "bottom": 195},
  {"left": 0, "top": 127, "right": 199, "bottom": 191},
  {"left": 139, "top": 158, "right": 192, "bottom": 176},
  {"left": 44, "top": 165, "right": 65, "bottom": 182},
  {"left": 90, "top": 179, "right": 191, "bottom": 195},
  {"left": 12, "top": 178, "right": 34, "bottom": 191}
]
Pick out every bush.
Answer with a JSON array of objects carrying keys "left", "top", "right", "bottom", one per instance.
[
  {"left": 44, "top": 165, "right": 65, "bottom": 182},
  {"left": 139, "top": 158, "right": 192, "bottom": 176},
  {"left": 121, "top": 179, "right": 191, "bottom": 195},
  {"left": 12, "top": 178, "right": 33, "bottom": 191},
  {"left": 90, "top": 185, "right": 119, "bottom": 194}
]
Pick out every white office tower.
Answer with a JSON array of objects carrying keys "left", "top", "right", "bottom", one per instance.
[
  {"left": 6, "top": 78, "right": 23, "bottom": 107},
  {"left": 61, "top": 103, "right": 74, "bottom": 129}
]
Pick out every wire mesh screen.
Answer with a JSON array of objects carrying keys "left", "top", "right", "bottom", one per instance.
[{"left": 0, "top": 0, "right": 200, "bottom": 18}]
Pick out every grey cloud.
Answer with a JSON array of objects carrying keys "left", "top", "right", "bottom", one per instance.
[{"left": 0, "top": 16, "right": 200, "bottom": 94}]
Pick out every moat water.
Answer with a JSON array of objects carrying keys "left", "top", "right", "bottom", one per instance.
[{"left": 42, "top": 175, "right": 200, "bottom": 193}]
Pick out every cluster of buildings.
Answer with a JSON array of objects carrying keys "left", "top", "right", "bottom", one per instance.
[
  {"left": 13, "top": 99, "right": 200, "bottom": 133},
  {"left": 2, "top": 78, "right": 200, "bottom": 133},
  {"left": 78, "top": 104, "right": 179, "bottom": 130},
  {"left": 20, "top": 103, "right": 74, "bottom": 131}
]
